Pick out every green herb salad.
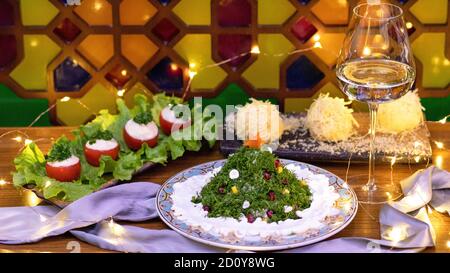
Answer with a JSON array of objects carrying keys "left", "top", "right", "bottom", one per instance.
[
  {"left": 12, "top": 94, "right": 216, "bottom": 201},
  {"left": 192, "top": 148, "right": 312, "bottom": 223}
]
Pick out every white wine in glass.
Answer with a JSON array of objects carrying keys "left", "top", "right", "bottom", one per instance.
[{"left": 336, "top": 3, "right": 416, "bottom": 204}]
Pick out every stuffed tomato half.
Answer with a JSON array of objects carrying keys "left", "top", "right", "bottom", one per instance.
[
  {"left": 124, "top": 111, "right": 159, "bottom": 150},
  {"left": 45, "top": 138, "right": 81, "bottom": 182}
]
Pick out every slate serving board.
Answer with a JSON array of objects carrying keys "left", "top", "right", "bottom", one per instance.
[{"left": 220, "top": 113, "right": 432, "bottom": 164}]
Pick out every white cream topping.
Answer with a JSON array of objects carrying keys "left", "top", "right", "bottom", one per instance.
[
  {"left": 229, "top": 169, "right": 239, "bottom": 180},
  {"left": 284, "top": 206, "right": 293, "bottom": 213},
  {"left": 85, "top": 139, "right": 118, "bottom": 151},
  {"left": 47, "top": 155, "right": 79, "bottom": 167},
  {"left": 161, "top": 106, "right": 191, "bottom": 125},
  {"left": 125, "top": 119, "right": 158, "bottom": 141},
  {"left": 171, "top": 164, "right": 341, "bottom": 238}
]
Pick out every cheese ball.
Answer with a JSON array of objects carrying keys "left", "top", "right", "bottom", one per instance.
[
  {"left": 377, "top": 90, "right": 424, "bottom": 134},
  {"left": 234, "top": 99, "right": 284, "bottom": 144},
  {"left": 306, "top": 94, "right": 358, "bottom": 142}
]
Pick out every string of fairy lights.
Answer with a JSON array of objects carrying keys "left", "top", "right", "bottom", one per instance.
[{"left": 0, "top": 38, "right": 448, "bottom": 248}]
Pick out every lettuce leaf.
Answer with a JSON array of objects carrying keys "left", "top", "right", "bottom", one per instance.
[
  {"left": 44, "top": 181, "right": 94, "bottom": 201},
  {"left": 13, "top": 143, "right": 46, "bottom": 188},
  {"left": 131, "top": 94, "right": 151, "bottom": 117},
  {"left": 112, "top": 153, "right": 143, "bottom": 181},
  {"left": 151, "top": 93, "right": 183, "bottom": 126},
  {"left": 143, "top": 143, "right": 168, "bottom": 165},
  {"left": 108, "top": 99, "right": 131, "bottom": 153}
]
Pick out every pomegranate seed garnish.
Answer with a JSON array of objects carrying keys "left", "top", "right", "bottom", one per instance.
[
  {"left": 263, "top": 171, "right": 271, "bottom": 180},
  {"left": 246, "top": 213, "right": 255, "bottom": 223},
  {"left": 268, "top": 190, "right": 276, "bottom": 201}
]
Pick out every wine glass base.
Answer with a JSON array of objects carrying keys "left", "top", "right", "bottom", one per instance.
[{"left": 346, "top": 174, "right": 403, "bottom": 204}]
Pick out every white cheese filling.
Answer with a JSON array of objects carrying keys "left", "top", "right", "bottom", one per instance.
[
  {"left": 85, "top": 139, "right": 118, "bottom": 151},
  {"left": 171, "top": 164, "right": 341, "bottom": 238},
  {"left": 161, "top": 106, "right": 191, "bottom": 125},
  {"left": 47, "top": 155, "right": 80, "bottom": 167},
  {"left": 125, "top": 119, "right": 158, "bottom": 141}
]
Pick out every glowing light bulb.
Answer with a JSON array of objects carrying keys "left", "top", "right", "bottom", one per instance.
[
  {"left": 30, "top": 40, "right": 38, "bottom": 47},
  {"left": 438, "top": 116, "right": 448, "bottom": 124},
  {"left": 251, "top": 45, "right": 261, "bottom": 54},
  {"left": 188, "top": 70, "right": 197, "bottom": 79},
  {"left": 434, "top": 141, "right": 444, "bottom": 149},
  {"left": 313, "top": 41, "right": 322, "bottom": 48},
  {"left": 117, "top": 89, "right": 125, "bottom": 97},
  {"left": 313, "top": 34, "right": 321, "bottom": 42},
  {"left": 435, "top": 155, "right": 443, "bottom": 169},
  {"left": 0, "top": 179, "right": 7, "bottom": 186},
  {"left": 390, "top": 156, "right": 397, "bottom": 166},
  {"left": 432, "top": 57, "right": 440, "bottom": 65},
  {"left": 12, "top": 136, "right": 23, "bottom": 142},
  {"left": 108, "top": 218, "right": 125, "bottom": 236},
  {"left": 414, "top": 156, "right": 421, "bottom": 163},
  {"left": 94, "top": 1, "right": 103, "bottom": 11},
  {"left": 108, "top": 218, "right": 114, "bottom": 228},
  {"left": 443, "top": 59, "right": 450, "bottom": 66},
  {"left": 447, "top": 240, "right": 450, "bottom": 249},
  {"left": 363, "top": 47, "right": 372, "bottom": 56},
  {"left": 405, "top": 22, "right": 413, "bottom": 29},
  {"left": 189, "top": 63, "right": 197, "bottom": 69},
  {"left": 121, "top": 70, "right": 127, "bottom": 76},
  {"left": 61, "top": 96, "right": 71, "bottom": 102},
  {"left": 385, "top": 226, "right": 407, "bottom": 243},
  {"left": 24, "top": 139, "right": 33, "bottom": 145},
  {"left": 170, "top": 63, "right": 179, "bottom": 71}
]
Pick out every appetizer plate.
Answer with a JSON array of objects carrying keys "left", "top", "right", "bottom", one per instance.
[{"left": 157, "top": 159, "right": 358, "bottom": 251}]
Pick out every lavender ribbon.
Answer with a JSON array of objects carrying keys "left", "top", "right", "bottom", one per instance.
[{"left": 0, "top": 167, "right": 448, "bottom": 253}]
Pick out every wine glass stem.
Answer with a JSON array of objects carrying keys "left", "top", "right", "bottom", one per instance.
[{"left": 366, "top": 102, "right": 378, "bottom": 192}]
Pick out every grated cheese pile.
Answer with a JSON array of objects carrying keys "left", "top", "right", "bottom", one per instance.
[
  {"left": 305, "top": 94, "right": 358, "bottom": 142},
  {"left": 233, "top": 99, "right": 284, "bottom": 143},
  {"left": 377, "top": 90, "right": 424, "bottom": 134}
]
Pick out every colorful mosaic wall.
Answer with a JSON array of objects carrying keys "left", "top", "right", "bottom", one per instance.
[{"left": 0, "top": 0, "right": 449, "bottom": 126}]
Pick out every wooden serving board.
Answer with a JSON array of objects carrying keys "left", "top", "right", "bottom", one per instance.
[
  {"left": 24, "top": 162, "right": 155, "bottom": 208},
  {"left": 220, "top": 113, "right": 432, "bottom": 164}
]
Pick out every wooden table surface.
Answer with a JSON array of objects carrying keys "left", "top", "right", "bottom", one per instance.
[{"left": 0, "top": 123, "right": 449, "bottom": 253}]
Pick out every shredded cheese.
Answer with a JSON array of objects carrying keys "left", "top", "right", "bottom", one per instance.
[
  {"left": 233, "top": 99, "right": 284, "bottom": 144},
  {"left": 378, "top": 90, "right": 424, "bottom": 134},
  {"left": 305, "top": 94, "right": 358, "bottom": 142}
]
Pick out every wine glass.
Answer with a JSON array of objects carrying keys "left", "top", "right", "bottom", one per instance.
[{"left": 336, "top": 2, "right": 416, "bottom": 204}]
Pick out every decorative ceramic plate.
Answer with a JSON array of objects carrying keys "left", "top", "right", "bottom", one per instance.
[{"left": 157, "top": 159, "right": 358, "bottom": 251}]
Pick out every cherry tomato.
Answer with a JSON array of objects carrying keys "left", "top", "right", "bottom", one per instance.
[
  {"left": 45, "top": 161, "right": 81, "bottom": 182},
  {"left": 123, "top": 124, "right": 158, "bottom": 150},
  {"left": 159, "top": 106, "right": 191, "bottom": 136},
  {"left": 84, "top": 144, "right": 119, "bottom": 167}
]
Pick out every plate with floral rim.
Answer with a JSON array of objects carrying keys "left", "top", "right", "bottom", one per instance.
[{"left": 156, "top": 159, "right": 358, "bottom": 251}]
